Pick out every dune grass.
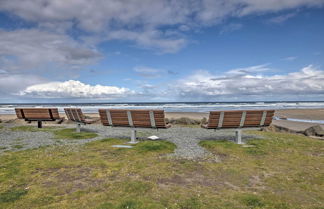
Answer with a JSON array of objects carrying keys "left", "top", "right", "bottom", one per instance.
[{"left": 0, "top": 131, "right": 323, "bottom": 208}]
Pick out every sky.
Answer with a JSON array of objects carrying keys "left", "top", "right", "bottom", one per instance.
[{"left": 0, "top": 0, "right": 324, "bottom": 103}]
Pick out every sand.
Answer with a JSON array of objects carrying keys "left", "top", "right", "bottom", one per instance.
[{"left": 1, "top": 108, "right": 324, "bottom": 122}]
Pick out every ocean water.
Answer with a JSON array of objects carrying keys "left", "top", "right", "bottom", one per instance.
[{"left": 1, "top": 101, "right": 324, "bottom": 114}]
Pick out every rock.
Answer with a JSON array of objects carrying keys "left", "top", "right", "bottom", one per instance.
[{"left": 304, "top": 125, "right": 324, "bottom": 137}]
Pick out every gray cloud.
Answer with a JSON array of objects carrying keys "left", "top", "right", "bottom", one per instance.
[
  {"left": 0, "top": 29, "right": 101, "bottom": 72},
  {"left": 1, "top": 0, "right": 323, "bottom": 53},
  {"left": 0, "top": 73, "right": 47, "bottom": 97}
]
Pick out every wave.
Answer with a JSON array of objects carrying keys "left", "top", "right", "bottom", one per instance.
[{"left": 1, "top": 101, "right": 324, "bottom": 114}]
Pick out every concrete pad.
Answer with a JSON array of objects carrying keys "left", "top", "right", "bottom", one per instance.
[{"left": 112, "top": 145, "right": 133, "bottom": 148}]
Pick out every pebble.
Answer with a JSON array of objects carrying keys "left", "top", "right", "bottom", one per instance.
[{"left": 0, "top": 123, "right": 261, "bottom": 159}]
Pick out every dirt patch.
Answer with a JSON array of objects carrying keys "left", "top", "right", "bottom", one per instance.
[{"left": 40, "top": 166, "right": 106, "bottom": 194}]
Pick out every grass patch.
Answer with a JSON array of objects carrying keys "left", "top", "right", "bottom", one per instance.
[
  {"left": 241, "top": 194, "right": 265, "bottom": 208},
  {"left": 10, "top": 126, "right": 56, "bottom": 132},
  {"left": 0, "top": 189, "right": 28, "bottom": 203},
  {"left": 53, "top": 128, "right": 98, "bottom": 139},
  {"left": 0, "top": 131, "right": 323, "bottom": 208},
  {"left": 135, "top": 140, "right": 176, "bottom": 153},
  {"left": 0, "top": 125, "right": 3, "bottom": 129},
  {"left": 0, "top": 146, "right": 7, "bottom": 150},
  {"left": 13, "top": 145, "right": 24, "bottom": 149}
]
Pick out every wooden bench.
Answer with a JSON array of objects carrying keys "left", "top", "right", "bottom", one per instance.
[
  {"left": 15, "top": 108, "right": 63, "bottom": 128},
  {"left": 64, "top": 108, "right": 97, "bottom": 132},
  {"left": 98, "top": 109, "right": 171, "bottom": 143},
  {"left": 201, "top": 110, "right": 275, "bottom": 144}
]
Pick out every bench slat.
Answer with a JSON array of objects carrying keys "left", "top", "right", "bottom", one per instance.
[
  {"left": 204, "top": 110, "right": 274, "bottom": 129},
  {"left": 99, "top": 109, "right": 169, "bottom": 129}
]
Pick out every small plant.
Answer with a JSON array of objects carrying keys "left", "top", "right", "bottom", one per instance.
[
  {"left": 179, "top": 197, "right": 202, "bottom": 209},
  {"left": 117, "top": 200, "right": 141, "bottom": 209},
  {"left": 241, "top": 194, "right": 265, "bottom": 208}
]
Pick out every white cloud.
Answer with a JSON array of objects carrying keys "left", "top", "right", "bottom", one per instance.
[
  {"left": 173, "top": 65, "right": 324, "bottom": 100},
  {"left": 282, "top": 56, "right": 297, "bottom": 61},
  {"left": 268, "top": 13, "right": 296, "bottom": 23},
  {"left": 19, "top": 80, "right": 133, "bottom": 99},
  {"left": 107, "top": 29, "right": 187, "bottom": 53},
  {"left": 134, "top": 66, "right": 161, "bottom": 78},
  {"left": 0, "top": 29, "right": 101, "bottom": 72},
  {"left": 226, "top": 64, "right": 271, "bottom": 75}
]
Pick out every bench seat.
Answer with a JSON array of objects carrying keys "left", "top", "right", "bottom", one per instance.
[
  {"left": 98, "top": 109, "right": 170, "bottom": 143},
  {"left": 15, "top": 108, "right": 63, "bottom": 128},
  {"left": 202, "top": 110, "right": 275, "bottom": 143}
]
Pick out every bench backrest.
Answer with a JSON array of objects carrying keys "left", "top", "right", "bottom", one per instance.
[
  {"left": 206, "top": 110, "right": 275, "bottom": 129},
  {"left": 99, "top": 109, "right": 168, "bottom": 128},
  {"left": 15, "top": 108, "right": 61, "bottom": 121},
  {"left": 64, "top": 108, "right": 85, "bottom": 123}
]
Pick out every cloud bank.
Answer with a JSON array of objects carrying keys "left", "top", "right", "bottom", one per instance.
[
  {"left": 20, "top": 80, "right": 133, "bottom": 99},
  {"left": 173, "top": 65, "right": 324, "bottom": 100},
  {"left": 17, "top": 65, "right": 324, "bottom": 101}
]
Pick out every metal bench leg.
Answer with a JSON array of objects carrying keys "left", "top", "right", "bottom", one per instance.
[
  {"left": 37, "top": 121, "right": 42, "bottom": 128},
  {"left": 129, "top": 129, "right": 138, "bottom": 144},
  {"left": 235, "top": 129, "right": 243, "bottom": 144},
  {"left": 76, "top": 123, "right": 81, "bottom": 133}
]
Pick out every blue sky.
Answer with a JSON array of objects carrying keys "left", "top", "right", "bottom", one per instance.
[{"left": 0, "top": 0, "right": 324, "bottom": 102}]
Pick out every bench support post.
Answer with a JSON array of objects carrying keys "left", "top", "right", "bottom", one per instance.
[
  {"left": 129, "top": 129, "right": 138, "bottom": 144},
  {"left": 235, "top": 129, "right": 243, "bottom": 144},
  {"left": 76, "top": 123, "right": 81, "bottom": 133},
  {"left": 37, "top": 121, "right": 42, "bottom": 128}
]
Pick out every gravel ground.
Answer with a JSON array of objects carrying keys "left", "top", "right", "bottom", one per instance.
[{"left": 0, "top": 123, "right": 262, "bottom": 159}]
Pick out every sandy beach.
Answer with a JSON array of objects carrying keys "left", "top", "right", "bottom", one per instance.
[{"left": 1, "top": 108, "right": 324, "bottom": 122}]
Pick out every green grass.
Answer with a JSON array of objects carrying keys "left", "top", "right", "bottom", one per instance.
[
  {"left": 0, "top": 125, "right": 3, "bottom": 129},
  {"left": 0, "top": 131, "right": 323, "bottom": 208},
  {"left": 10, "top": 126, "right": 56, "bottom": 132},
  {"left": 12, "top": 145, "right": 24, "bottom": 149},
  {"left": 135, "top": 140, "right": 176, "bottom": 153},
  {"left": 10, "top": 126, "right": 98, "bottom": 140},
  {"left": 53, "top": 128, "right": 98, "bottom": 139}
]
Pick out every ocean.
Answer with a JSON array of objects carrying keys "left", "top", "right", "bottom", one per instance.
[{"left": 1, "top": 101, "right": 324, "bottom": 114}]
